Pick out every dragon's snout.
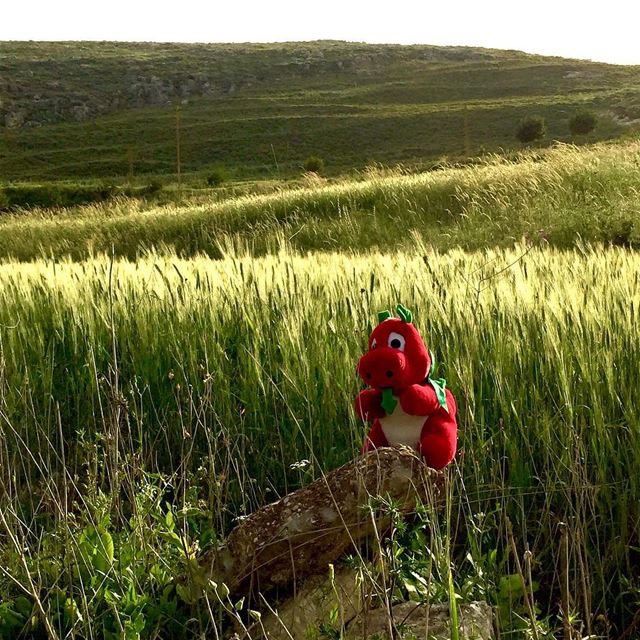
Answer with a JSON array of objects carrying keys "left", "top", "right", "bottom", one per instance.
[{"left": 358, "top": 348, "right": 407, "bottom": 390}]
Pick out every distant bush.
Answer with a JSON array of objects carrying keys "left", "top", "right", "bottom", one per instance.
[
  {"left": 206, "top": 167, "right": 228, "bottom": 187},
  {"left": 303, "top": 155, "right": 325, "bottom": 174},
  {"left": 0, "top": 183, "right": 171, "bottom": 211},
  {"left": 569, "top": 110, "right": 597, "bottom": 136},
  {"left": 119, "top": 182, "right": 163, "bottom": 199},
  {"left": 515, "top": 116, "right": 546, "bottom": 144},
  {"left": 143, "top": 180, "right": 163, "bottom": 195},
  {"left": 0, "top": 184, "right": 116, "bottom": 211}
]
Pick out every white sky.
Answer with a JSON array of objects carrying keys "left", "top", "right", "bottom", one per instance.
[{"left": 2, "top": 0, "right": 640, "bottom": 65}]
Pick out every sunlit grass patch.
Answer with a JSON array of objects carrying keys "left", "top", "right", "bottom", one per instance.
[{"left": 2, "top": 140, "right": 639, "bottom": 261}]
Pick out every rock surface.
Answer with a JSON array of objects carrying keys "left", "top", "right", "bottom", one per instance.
[
  {"left": 345, "top": 601, "right": 494, "bottom": 640},
  {"left": 245, "top": 579, "right": 494, "bottom": 640},
  {"left": 246, "top": 566, "right": 363, "bottom": 640},
  {"left": 0, "top": 42, "right": 509, "bottom": 129},
  {"left": 202, "top": 446, "right": 443, "bottom": 597}
]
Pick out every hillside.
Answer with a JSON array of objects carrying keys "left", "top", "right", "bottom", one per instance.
[
  {"left": 1, "top": 41, "right": 639, "bottom": 182},
  {"left": 0, "top": 40, "right": 542, "bottom": 127}
]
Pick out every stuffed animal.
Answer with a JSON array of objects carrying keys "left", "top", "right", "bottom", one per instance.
[{"left": 355, "top": 304, "right": 458, "bottom": 470}]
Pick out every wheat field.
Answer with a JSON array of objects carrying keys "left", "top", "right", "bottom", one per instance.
[{"left": 1, "top": 241, "right": 639, "bottom": 636}]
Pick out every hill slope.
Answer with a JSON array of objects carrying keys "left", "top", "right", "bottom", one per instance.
[
  {"left": 1, "top": 140, "right": 639, "bottom": 260},
  {"left": 1, "top": 40, "right": 639, "bottom": 181},
  {"left": 0, "top": 40, "right": 541, "bottom": 127}
]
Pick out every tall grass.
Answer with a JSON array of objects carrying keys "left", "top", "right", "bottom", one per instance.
[
  {"left": 1, "top": 243, "right": 639, "bottom": 636},
  {"left": 1, "top": 141, "right": 640, "bottom": 261}
]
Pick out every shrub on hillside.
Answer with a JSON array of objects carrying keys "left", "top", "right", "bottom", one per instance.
[
  {"left": 0, "top": 184, "right": 116, "bottom": 210},
  {"left": 141, "top": 181, "right": 163, "bottom": 196},
  {"left": 303, "top": 155, "right": 324, "bottom": 174},
  {"left": 206, "top": 167, "right": 228, "bottom": 187},
  {"left": 569, "top": 110, "right": 597, "bottom": 136},
  {"left": 515, "top": 116, "right": 546, "bottom": 144}
]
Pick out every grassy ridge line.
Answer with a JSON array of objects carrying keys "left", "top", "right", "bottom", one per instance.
[
  {"left": 2, "top": 141, "right": 640, "bottom": 261},
  {"left": 1, "top": 244, "right": 639, "bottom": 625}
]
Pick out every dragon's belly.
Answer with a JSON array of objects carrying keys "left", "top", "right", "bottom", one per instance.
[{"left": 379, "top": 404, "right": 426, "bottom": 448}]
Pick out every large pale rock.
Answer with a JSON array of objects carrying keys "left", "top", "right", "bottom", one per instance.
[
  {"left": 243, "top": 584, "right": 493, "bottom": 640},
  {"left": 245, "top": 566, "right": 363, "bottom": 640},
  {"left": 202, "top": 446, "right": 443, "bottom": 597},
  {"left": 346, "top": 601, "right": 494, "bottom": 640}
]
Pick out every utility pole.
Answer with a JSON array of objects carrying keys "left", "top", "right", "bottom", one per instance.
[
  {"left": 127, "top": 147, "right": 134, "bottom": 185},
  {"left": 463, "top": 104, "right": 471, "bottom": 157},
  {"left": 176, "top": 105, "right": 182, "bottom": 188},
  {"left": 270, "top": 143, "right": 280, "bottom": 177}
]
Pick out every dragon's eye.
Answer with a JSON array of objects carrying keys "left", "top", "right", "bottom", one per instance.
[
  {"left": 371, "top": 338, "right": 377, "bottom": 349},
  {"left": 388, "top": 332, "right": 405, "bottom": 351}
]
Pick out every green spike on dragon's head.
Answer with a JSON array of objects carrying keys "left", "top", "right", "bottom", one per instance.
[
  {"left": 396, "top": 304, "right": 413, "bottom": 323},
  {"left": 377, "top": 305, "right": 413, "bottom": 324}
]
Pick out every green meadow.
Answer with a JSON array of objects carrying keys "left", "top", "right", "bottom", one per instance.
[{"left": 1, "top": 136, "right": 640, "bottom": 637}]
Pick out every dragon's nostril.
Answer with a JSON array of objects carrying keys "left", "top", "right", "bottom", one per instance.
[
  {"left": 366, "top": 372, "right": 372, "bottom": 380},
  {"left": 386, "top": 370, "right": 394, "bottom": 378}
]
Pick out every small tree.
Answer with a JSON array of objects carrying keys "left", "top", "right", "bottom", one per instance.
[
  {"left": 303, "top": 155, "right": 324, "bottom": 174},
  {"left": 206, "top": 166, "right": 227, "bottom": 187},
  {"left": 515, "top": 116, "right": 546, "bottom": 144},
  {"left": 569, "top": 110, "right": 597, "bottom": 136}
]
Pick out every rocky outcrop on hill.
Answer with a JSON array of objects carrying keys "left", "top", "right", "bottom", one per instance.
[
  {"left": 0, "top": 72, "right": 234, "bottom": 128},
  {"left": 0, "top": 40, "right": 523, "bottom": 128}
]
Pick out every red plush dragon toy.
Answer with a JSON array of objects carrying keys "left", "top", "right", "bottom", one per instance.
[{"left": 355, "top": 304, "right": 458, "bottom": 470}]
